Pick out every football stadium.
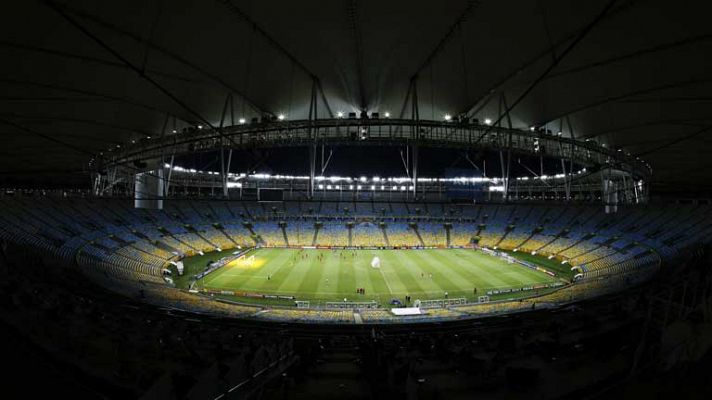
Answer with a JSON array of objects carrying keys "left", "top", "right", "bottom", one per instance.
[{"left": 2, "top": 1, "right": 712, "bottom": 398}]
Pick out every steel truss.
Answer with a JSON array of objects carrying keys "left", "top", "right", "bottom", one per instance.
[{"left": 93, "top": 118, "right": 651, "bottom": 206}]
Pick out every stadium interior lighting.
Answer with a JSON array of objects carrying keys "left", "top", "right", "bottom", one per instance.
[
  {"left": 484, "top": 118, "right": 492, "bottom": 125},
  {"left": 529, "top": 126, "right": 535, "bottom": 131},
  {"left": 172, "top": 129, "right": 177, "bottom": 133},
  {"left": 198, "top": 125, "right": 203, "bottom": 129},
  {"left": 278, "top": 114, "right": 285, "bottom": 121},
  {"left": 337, "top": 111, "right": 344, "bottom": 118},
  {"left": 384, "top": 111, "right": 390, "bottom": 118},
  {"left": 238, "top": 118, "right": 246, "bottom": 124},
  {"left": 444, "top": 114, "right": 452, "bottom": 121}
]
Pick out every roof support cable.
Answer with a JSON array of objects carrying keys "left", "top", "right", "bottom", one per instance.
[{"left": 471, "top": 0, "right": 619, "bottom": 146}]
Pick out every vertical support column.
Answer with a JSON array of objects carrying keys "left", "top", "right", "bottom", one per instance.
[
  {"left": 221, "top": 149, "right": 233, "bottom": 198},
  {"left": 308, "top": 143, "right": 317, "bottom": 199},
  {"left": 135, "top": 167, "right": 164, "bottom": 210},
  {"left": 411, "top": 143, "right": 418, "bottom": 199},
  {"left": 92, "top": 172, "right": 103, "bottom": 196},
  {"left": 601, "top": 168, "right": 618, "bottom": 214},
  {"left": 560, "top": 157, "right": 570, "bottom": 201},
  {"left": 499, "top": 150, "right": 507, "bottom": 202},
  {"left": 164, "top": 154, "right": 174, "bottom": 198}
]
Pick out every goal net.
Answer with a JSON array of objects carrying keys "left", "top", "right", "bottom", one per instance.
[
  {"left": 238, "top": 254, "right": 256, "bottom": 266},
  {"left": 370, "top": 256, "right": 381, "bottom": 269}
]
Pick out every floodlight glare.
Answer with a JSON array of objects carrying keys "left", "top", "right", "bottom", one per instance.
[
  {"left": 484, "top": 118, "right": 492, "bottom": 125},
  {"left": 239, "top": 118, "right": 246, "bottom": 124},
  {"left": 337, "top": 111, "right": 344, "bottom": 118},
  {"left": 444, "top": 114, "right": 452, "bottom": 121},
  {"left": 278, "top": 114, "right": 285, "bottom": 121},
  {"left": 384, "top": 112, "right": 391, "bottom": 118}
]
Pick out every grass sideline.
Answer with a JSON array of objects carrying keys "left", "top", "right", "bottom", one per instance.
[{"left": 174, "top": 248, "right": 567, "bottom": 307}]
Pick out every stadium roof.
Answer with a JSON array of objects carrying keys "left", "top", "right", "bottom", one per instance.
[{"left": 2, "top": 0, "right": 712, "bottom": 191}]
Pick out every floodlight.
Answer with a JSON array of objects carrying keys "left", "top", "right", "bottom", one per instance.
[
  {"left": 444, "top": 114, "right": 452, "bottom": 121},
  {"left": 278, "top": 114, "right": 286, "bottom": 121},
  {"left": 239, "top": 118, "right": 246, "bottom": 124},
  {"left": 337, "top": 111, "right": 344, "bottom": 118},
  {"left": 484, "top": 118, "right": 492, "bottom": 125},
  {"left": 384, "top": 112, "right": 391, "bottom": 118}
]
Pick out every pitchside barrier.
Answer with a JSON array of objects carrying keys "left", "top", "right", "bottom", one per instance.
[
  {"left": 307, "top": 245, "right": 440, "bottom": 250},
  {"left": 417, "top": 297, "right": 467, "bottom": 308},
  {"left": 324, "top": 301, "right": 378, "bottom": 309},
  {"left": 484, "top": 282, "right": 564, "bottom": 296},
  {"left": 295, "top": 301, "right": 310, "bottom": 309}
]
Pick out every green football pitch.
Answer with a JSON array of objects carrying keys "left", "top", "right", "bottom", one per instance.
[{"left": 184, "top": 248, "right": 563, "bottom": 305}]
